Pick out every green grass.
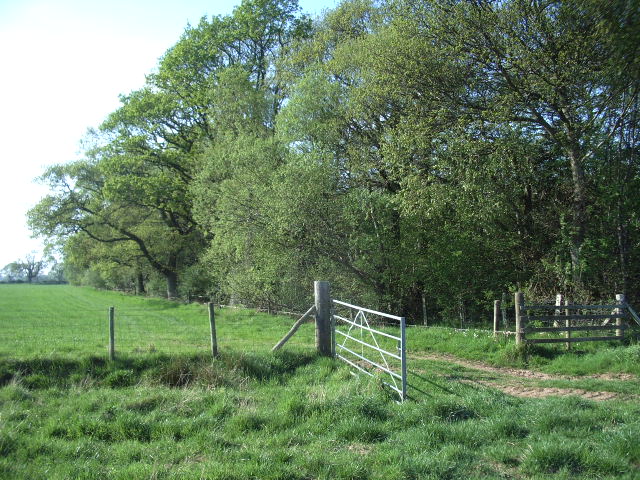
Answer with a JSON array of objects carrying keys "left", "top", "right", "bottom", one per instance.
[
  {"left": 1, "top": 354, "right": 639, "bottom": 479},
  {"left": 0, "top": 284, "right": 315, "bottom": 358},
  {"left": 407, "top": 325, "right": 640, "bottom": 376},
  {"left": 1, "top": 285, "right": 639, "bottom": 479}
]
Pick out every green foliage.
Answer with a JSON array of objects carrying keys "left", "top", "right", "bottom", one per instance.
[{"left": 28, "top": 0, "right": 640, "bottom": 325}]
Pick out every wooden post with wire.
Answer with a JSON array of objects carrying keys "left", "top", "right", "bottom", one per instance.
[
  {"left": 554, "top": 294, "right": 563, "bottom": 327},
  {"left": 315, "top": 281, "right": 332, "bottom": 356},
  {"left": 493, "top": 300, "right": 501, "bottom": 338},
  {"left": 565, "top": 298, "right": 571, "bottom": 350},
  {"left": 615, "top": 294, "right": 625, "bottom": 339},
  {"left": 108, "top": 306, "right": 115, "bottom": 361},
  {"left": 208, "top": 302, "right": 218, "bottom": 358}
]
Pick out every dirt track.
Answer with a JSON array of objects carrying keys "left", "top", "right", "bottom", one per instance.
[{"left": 411, "top": 352, "right": 638, "bottom": 401}]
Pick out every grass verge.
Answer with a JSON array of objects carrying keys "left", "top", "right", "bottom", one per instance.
[{"left": 1, "top": 350, "right": 639, "bottom": 479}]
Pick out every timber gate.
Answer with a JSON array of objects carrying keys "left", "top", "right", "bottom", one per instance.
[{"left": 515, "top": 292, "right": 640, "bottom": 346}]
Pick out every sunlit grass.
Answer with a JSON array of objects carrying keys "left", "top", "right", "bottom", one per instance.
[
  {"left": 407, "top": 325, "right": 640, "bottom": 376},
  {"left": 0, "top": 284, "right": 315, "bottom": 358},
  {"left": 1, "top": 284, "right": 639, "bottom": 479}
]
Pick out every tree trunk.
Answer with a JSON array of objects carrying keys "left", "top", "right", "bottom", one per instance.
[
  {"left": 136, "top": 272, "right": 145, "bottom": 295},
  {"left": 568, "top": 146, "right": 588, "bottom": 287},
  {"left": 617, "top": 220, "right": 628, "bottom": 295},
  {"left": 166, "top": 271, "right": 178, "bottom": 299}
]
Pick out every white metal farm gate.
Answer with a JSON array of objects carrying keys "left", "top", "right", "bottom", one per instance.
[{"left": 332, "top": 299, "right": 407, "bottom": 401}]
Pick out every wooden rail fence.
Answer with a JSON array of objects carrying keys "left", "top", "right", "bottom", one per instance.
[{"left": 513, "top": 292, "right": 640, "bottom": 347}]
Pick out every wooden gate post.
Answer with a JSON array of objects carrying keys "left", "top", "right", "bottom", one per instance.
[
  {"left": 314, "top": 281, "right": 332, "bottom": 356},
  {"left": 108, "top": 306, "right": 115, "bottom": 361},
  {"left": 493, "top": 300, "right": 501, "bottom": 338},
  {"left": 515, "top": 292, "right": 524, "bottom": 345},
  {"left": 616, "top": 294, "right": 625, "bottom": 339}
]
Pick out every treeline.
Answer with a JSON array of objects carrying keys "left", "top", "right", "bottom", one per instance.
[{"left": 29, "top": 0, "right": 640, "bottom": 325}]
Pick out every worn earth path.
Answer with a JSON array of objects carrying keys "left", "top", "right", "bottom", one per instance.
[{"left": 410, "top": 352, "right": 639, "bottom": 401}]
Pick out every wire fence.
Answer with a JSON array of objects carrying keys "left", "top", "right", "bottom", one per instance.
[{"left": 0, "top": 305, "right": 316, "bottom": 359}]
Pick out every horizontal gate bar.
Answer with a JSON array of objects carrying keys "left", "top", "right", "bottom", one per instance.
[
  {"left": 334, "top": 315, "right": 401, "bottom": 341},
  {"left": 336, "top": 344, "right": 402, "bottom": 380},
  {"left": 382, "top": 381, "right": 404, "bottom": 396},
  {"left": 332, "top": 299, "right": 404, "bottom": 321},
  {"left": 335, "top": 329, "right": 401, "bottom": 360},
  {"left": 524, "top": 304, "right": 623, "bottom": 310},
  {"left": 336, "top": 354, "right": 374, "bottom": 378},
  {"left": 527, "top": 335, "right": 625, "bottom": 344},
  {"left": 521, "top": 314, "right": 626, "bottom": 322},
  {"left": 525, "top": 324, "right": 628, "bottom": 333},
  {"left": 337, "top": 355, "right": 404, "bottom": 397}
]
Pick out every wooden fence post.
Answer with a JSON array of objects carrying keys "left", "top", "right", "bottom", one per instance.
[
  {"left": 208, "top": 302, "right": 218, "bottom": 358},
  {"left": 515, "top": 292, "right": 524, "bottom": 345},
  {"left": 565, "top": 298, "right": 571, "bottom": 350},
  {"left": 109, "top": 306, "right": 115, "bottom": 361},
  {"left": 615, "top": 294, "right": 625, "bottom": 339},
  {"left": 554, "top": 294, "right": 563, "bottom": 327},
  {"left": 493, "top": 300, "right": 501, "bottom": 338},
  {"left": 314, "top": 281, "right": 332, "bottom": 356}
]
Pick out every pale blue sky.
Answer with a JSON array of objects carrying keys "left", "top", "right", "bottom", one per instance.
[{"left": 0, "top": 0, "right": 337, "bottom": 269}]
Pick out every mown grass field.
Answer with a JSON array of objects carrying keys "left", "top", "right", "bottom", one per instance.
[{"left": 1, "top": 284, "right": 639, "bottom": 479}]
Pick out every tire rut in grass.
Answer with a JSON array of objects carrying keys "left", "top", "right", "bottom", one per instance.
[
  {"left": 411, "top": 352, "right": 638, "bottom": 402},
  {"left": 461, "top": 379, "right": 634, "bottom": 401},
  {"left": 410, "top": 352, "right": 637, "bottom": 381}
]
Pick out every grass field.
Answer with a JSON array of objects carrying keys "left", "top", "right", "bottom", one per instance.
[
  {"left": 0, "top": 284, "right": 316, "bottom": 358},
  {"left": 1, "top": 284, "right": 639, "bottom": 479}
]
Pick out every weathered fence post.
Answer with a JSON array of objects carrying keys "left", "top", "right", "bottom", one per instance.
[
  {"left": 493, "top": 300, "right": 501, "bottom": 338},
  {"left": 515, "top": 292, "right": 524, "bottom": 345},
  {"left": 554, "top": 294, "right": 563, "bottom": 327},
  {"left": 108, "top": 306, "right": 115, "bottom": 361},
  {"left": 615, "top": 294, "right": 625, "bottom": 339},
  {"left": 208, "top": 302, "right": 218, "bottom": 358},
  {"left": 565, "top": 298, "right": 571, "bottom": 350},
  {"left": 314, "top": 281, "right": 332, "bottom": 356}
]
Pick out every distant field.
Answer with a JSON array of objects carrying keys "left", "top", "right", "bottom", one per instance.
[
  {"left": 1, "top": 284, "right": 639, "bottom": 479},
  {"left": 0, "top": 284, "right": 315, "bottom": 358}
]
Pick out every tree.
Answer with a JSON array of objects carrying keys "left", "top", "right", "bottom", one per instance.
[
  {"left": 378, "top": 0, "right": 640, "bottom": 293},
  {"left": 2, "top": 253, "right": 46, "bottom": 283},
  {"left": 28, "top": 158, "right": 202, "bottom": 298},
  {"left": 1, "top": 262, "right": 22, "bottom": 282},
  {"left": 29, "top": 0, "right": 310, "bottom": 300},
  {"left": 47, "top": 261, "right": 66, "bottom": 283}
]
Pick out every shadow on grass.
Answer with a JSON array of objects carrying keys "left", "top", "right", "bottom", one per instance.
[
  {"left": 0, "top": 350, "right": 318, "bottom": 390},
  {"left": 407, "top": 370, "right": 457, "bottom": 399}
]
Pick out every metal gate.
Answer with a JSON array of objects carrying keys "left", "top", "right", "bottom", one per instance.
[{"left": 332, "top": 299, "right": 407, "bottom": 401}]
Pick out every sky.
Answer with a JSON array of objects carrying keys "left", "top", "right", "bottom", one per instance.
[{"left": 0, "top": 0, "right": 336, "bottom": 270}]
